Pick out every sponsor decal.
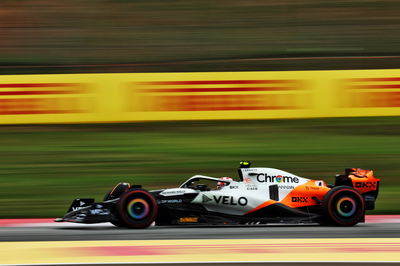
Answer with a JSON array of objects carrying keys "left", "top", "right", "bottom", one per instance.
[
  {"left": 133, "top": 79, "right": 304, "bottom": 112},
  {"left": 229, "top": 185, "right": 239, "bottom": 189},
  {"left": 213, "top": 195, "right": 248, "bottom": 206},
  {"left": 71, "top": 200, "right": 90, "bottom": 211},
  {"left": 292, "top": 196, "right": 308, "bottom": 203},
  {"left": 0, "top": 83, "right": 92, "bottom": 115},
  {"left": 342, "top": 78, "right": 400, "bottom": 108},
  {"left": 159, "top": 199, "right": 183, "bottom": 204},
  {"left": 160, "top": 189, "right": 187, "bottom": 196},
  {"left": 305, "top": 186, "right": 320, "bottom": 191},
  {"left": 246, "top": 184, "right": 258, "bottom": 190},
  {"left": 355, "top": 182, "right": 377, "bottom": 189},
  {"left": 202, "top": 194, "right": 212, "bottom": 203},
  {"left": 244, "top": 177, "right": 252, "bottom": 184},
  {"left": 89, "top": 209, "right": 110, "bottom": 215},
  {"left": 179, "top": 217, "right": 198, "bottom": 223},
  {"left": 256, "top": 173, "right": 299, "bottom": 183},
  {"left": 278, "top": 185, "right": 295, "bottom": 190}
]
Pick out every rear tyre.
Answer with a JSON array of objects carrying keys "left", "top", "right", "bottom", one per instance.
[
  {"left": 117, "top": 190, "right": 158, "bottom": 229},
  {"left": 323, "top": 186, "right": 365, "bottom": 226}
]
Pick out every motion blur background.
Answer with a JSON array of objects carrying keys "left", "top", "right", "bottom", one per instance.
[{"left": 0, "top": 0, "right": 399, "bottom": 217}]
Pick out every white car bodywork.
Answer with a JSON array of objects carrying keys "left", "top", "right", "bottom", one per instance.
[{"left": 159, "top": 167, "right": 326, "bottom": 216}]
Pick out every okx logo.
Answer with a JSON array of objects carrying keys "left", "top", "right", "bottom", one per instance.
[
  {"left": 292, "top": 196, "right": 308, "bottom": 203},
  {"left": 355, "top": 182, "right": 377, "bottom": 189}
]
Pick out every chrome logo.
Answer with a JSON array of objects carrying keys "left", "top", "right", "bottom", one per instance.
[
  {"left": 336, "top": 197, "right": 356, "bottom": 217},
  {"left": 276, "top": 175, "right": 283, "bottom": 183},
  {"left": 127, "top": 198, "right": 150, "bottom": 219}
]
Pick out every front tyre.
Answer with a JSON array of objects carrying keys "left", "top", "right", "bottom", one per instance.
[
  {"left": 323, "top": 186, "right": 365, "bottom": 226},
  {"left": 117, "top": 190, "right": 158, "bottom": 229}
]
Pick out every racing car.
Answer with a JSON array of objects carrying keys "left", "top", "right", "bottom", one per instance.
[{"left": 56, "top": 162, "right": 380, "bottom": 228}]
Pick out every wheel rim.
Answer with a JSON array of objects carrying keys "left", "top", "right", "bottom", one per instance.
[
  {"left": 336, "top": 197, "right": 356, "bottom": 217},
  {"left": 127, "top": 198, "right": 150, "bottom": 220}
]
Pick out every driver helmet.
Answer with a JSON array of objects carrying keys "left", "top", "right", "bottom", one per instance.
[{"left": 217, "top": 177, "right": 233, "bottom": 190}]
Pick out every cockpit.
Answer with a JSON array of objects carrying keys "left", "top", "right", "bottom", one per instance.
[{"left": 180, "top": 175, "right": 232, "bottom": 191}]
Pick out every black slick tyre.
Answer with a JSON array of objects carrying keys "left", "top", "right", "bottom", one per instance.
[
  {"left": 117, "top": 190, "right": 158, "bottom": 229},
  {"left": 323, "top": 186, "right": 365, "bottom": 226}
]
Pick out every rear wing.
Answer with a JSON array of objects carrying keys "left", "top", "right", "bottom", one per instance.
[
  {"left": 335, "top": 168, "right": 380, "bottom": 210},
  {"left": 346, "top": 168, "right": 380, "bottom": 194}
]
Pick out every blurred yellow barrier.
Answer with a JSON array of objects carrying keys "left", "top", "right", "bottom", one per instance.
[{"left": 0, "top": 69, "right": 400, "bottom": 124}]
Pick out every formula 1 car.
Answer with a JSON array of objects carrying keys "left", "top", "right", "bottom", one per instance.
[{"left": 56, "top": 162, "right": 380, "bottom": 228}]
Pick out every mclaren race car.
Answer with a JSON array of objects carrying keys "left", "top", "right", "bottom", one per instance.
[{"left": 56, "top": 162, "right": 380, "bottom": 228}]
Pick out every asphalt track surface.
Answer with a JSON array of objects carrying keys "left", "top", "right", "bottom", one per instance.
[{"left": 1, "top": 222, "right": 400, "bottom": 242}]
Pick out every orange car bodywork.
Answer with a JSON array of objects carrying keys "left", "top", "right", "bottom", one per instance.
[
  {"left": 280, "top": 180, "right": 331, "bottom": 208},
  {"left": 348, "top": 168, "right": 380, "bottom": 194},
  {"left": 279, "top": 168, "right": 379, "bottom": 209}
]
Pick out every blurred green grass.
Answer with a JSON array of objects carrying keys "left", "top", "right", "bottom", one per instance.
[{"left": 0, "top": 117, "right": 399, "bottom": 217}]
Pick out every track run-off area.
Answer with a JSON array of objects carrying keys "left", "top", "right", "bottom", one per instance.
[{"left": 0, "top": 215, "right": 400, "bottom": 265}]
